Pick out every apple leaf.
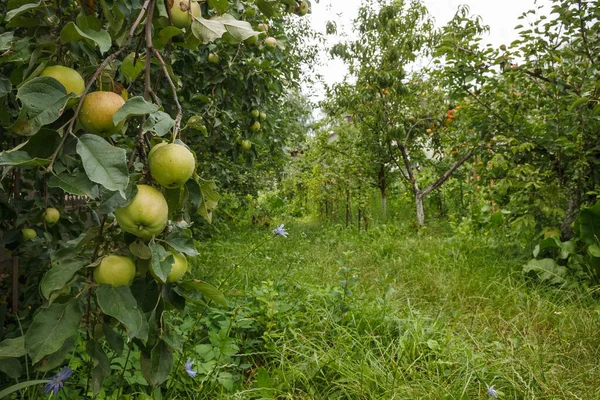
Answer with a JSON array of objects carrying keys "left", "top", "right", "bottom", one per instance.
[
  {"left": 191, "top": 16, "right": 227, "bottom": 44},
  {"left": 149, "top": 242, "right": 174, "bottom": 284},
  {"left": 208, "top": 0, "right": 229, "bottom": 14},
  {"left": 48, "top": 171, "right": 95, "bottom": 198},
  {"left": 113, "top": 96, "right": 160, "bottom": 126},
  {"left": 179, "top": 280, "right": 227, "bottom": 306},
  {"left": 0, "top": 337, "right": 26, "bottom": 359},
  {"left": 35, "top": 338, "right": 75, "bottom": 372},
  {"left": 96, "top": 285, "right": 148, "bottom": 341},
  {"left": 12, "top": 77, "right": 74, "bottom": 136},
  {"left": 215, "top": 14, "right": 261, "bottom": 41},
  {"left": 40, "top": 249, "right": 87, "bottom": 301},
  {"left": 0, "top": 151, "right": 50, "bottom": 167},
  {"left": 25, "top": 300, "right": 83, "bottom": 364},
  {"left": 140, "top": 340, "right": 173, "bottom": 387},
  {"left": 86, "top": 341, "right": 111, "bottom": 396},
  {"left": 120, "top": 53, "right": 146, "bottom": 83},
  {"left": 153, "top": 26, "right": 183, "bottom": 49},
  {"left": 256, "top": 0, "right": 275, "bottom": 17},
  {"left": 77, "top": 134, "right": 129, "bottom": 193},
  {"left": 143, "top": 111, "right": 174, "bottom": 137},
  {"left": 198, "top": 177, "right": 220, "bottom": 224},
  {"left": 164, "top": 228, "right": 199, "bottom": 256},
  {"left": 60, "top": 22, "right": 112, "bottom": 53},
  {"left": 96, "top": 184, "right": 138, "bottom": 215},
  {"left": 6, "top": 0, "right": 42, "bottom": 22}
]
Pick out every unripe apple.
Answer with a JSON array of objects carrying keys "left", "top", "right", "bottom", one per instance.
[
  {"left": 257, "top": 23, "right": 268, "bottom": 32},
  {"left": 45, "top": 208, "right": 60, "bottom": 225},
  {"left": 21, "top": 228, "right": 36, "bottom": 240},
  {"left": 40, "top": 65, "right": 85, "bottom": 108},
  {"left": 94, "top": 255, "right": 136, "bottom": 287},
  {"left": 241, "top": 140, "right": 252, "bottom": 150},
  {"left": 170, "top": 0, "right": 201, "bottom": 28},
  {"left": 251, "top": 109, "right": 260, "bottom": 119},
  {"left": 250, "top": 121, "right": 261, "bottom": 131},
  {"left": 114, "top": 185, "right": 168, "bottom": 240},
  {"left": 208, "top": 53, "right": 219, "bottom": 63},
  {"left": 148, "top": 143, "right": 196, "bottom": 189},
  {"left": 245, "top": 35, "right": 259, "bottom": 45},
  {"left": 78, "top": 91, "right": 125, "bottom": 136},
  {"left": 297, "top": 1, "right": 309, "bottom": 16},
  {"left": 264, "top": 37, "right": 277, "bottom": 48},
  {"left": 150, "top": 251, "right": 188, "bottom": 283},
  {"left": 259, "top": 111, "right": 266, "bottom": 121}
]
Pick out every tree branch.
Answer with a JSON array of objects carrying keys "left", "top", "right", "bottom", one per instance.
[
  {"left": 422, "top": 149, "right": 473, "bottom": 196},
  {"left": 153, "top": 48, "right": 183, "bottom": 139}
]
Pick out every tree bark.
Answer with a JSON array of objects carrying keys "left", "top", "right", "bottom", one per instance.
[
  {"left": 560, "top": 185, "right": 581, "bottom": 240},
  {"left": 415, "top": 192, "right": 425, "bottom": 227}
]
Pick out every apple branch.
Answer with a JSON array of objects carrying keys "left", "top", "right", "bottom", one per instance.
[
  {"left": 421, "top": 149, "right": 473, "bottom": 196},
  {"left": 45, "top": 0, "right": 153, "bottom": 174},
  {"left": 152, "top": 48, "right": 183, "bottom": 140}
]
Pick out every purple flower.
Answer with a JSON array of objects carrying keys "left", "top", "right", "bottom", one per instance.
[
  {"left": 486, "top": 384, "right": 498, "bottom": 398},
  {"left": 185, "top": 358, "right": 197, "bottom": 378},
  {"left": 44, "top": 366, "right": 73, "bottom": 395},
  {"left": 272, "top": 224, "right": 288, "bottom": 237}
]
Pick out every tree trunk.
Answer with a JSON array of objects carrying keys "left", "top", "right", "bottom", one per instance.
[
  {"left": 381, "top": 191, "right": 387, "bottom": 217},
  {"left": 345, "top": 189, "right": 350, "bottom": 228},
  {"left": 560, "top": 185, "right": 581, "bottom": 240},
  {"left": 415, "top": 192, "right": 425, "bottom": 227}
]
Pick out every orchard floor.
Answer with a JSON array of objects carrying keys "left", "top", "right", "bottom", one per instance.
[{"left": 190, "top": 219, "right": 600, "bottom": 399}]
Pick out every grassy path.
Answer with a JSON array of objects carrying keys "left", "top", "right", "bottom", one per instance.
[{"left": 193, "top": 220, "right": 600, "bottom": 399}]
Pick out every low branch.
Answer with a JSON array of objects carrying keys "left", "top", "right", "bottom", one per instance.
[{"left": 422, "top": 149, "right": 473, "bottom": 196}]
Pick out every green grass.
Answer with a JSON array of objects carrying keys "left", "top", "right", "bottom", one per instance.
[{"left": 190, "top": 219, "right": 600, "bottom": 399}]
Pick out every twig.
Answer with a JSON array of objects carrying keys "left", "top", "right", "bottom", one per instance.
[
  {"left": 45, "top": 0, "right": 153, "bottom": 174},
  {"left": 152, "top": 48, "right": 183, "bottom": 140},
  {"left": 144, "top": 0, "right": 156, "bottom": 100}
]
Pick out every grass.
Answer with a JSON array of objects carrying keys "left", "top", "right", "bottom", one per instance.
[{"left": 190, "top": 218, "right": 600, "bottom": 399}]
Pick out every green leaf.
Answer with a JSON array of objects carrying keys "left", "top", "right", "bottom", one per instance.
[
  {"left": 256, "top": 0, "right": 275, "bottom": 17},
  {"left": 103, "top": 325, "right": 124, "bottom": 355},
  {"left": 112, "top": 96, "right": 160, "bottom": 126},
  {"left": 523, "top": 258, "right": 567, "bottom": 285},
  {"left": 129, "top": 240, "right": 152, "bottom": 260},
  {"left": 588, "top": 244, "right": 600, "bottom": 258},
  {"left": 149, "top": 242, "right": 174, "bottom": 283},
  {"left": 579, "top": 201, "right": 600, "bottom": 246},
  {"left": 198, "top": 178, "right": 220, "bottom": 223},
  {"left": 191, "top": 16, "right": 227, "bottom": 44},
  {"left": 140, "top": 341, "right": 173, "bottom": 387},
  {"left": 215, "top": 14, "right": 261, "bottom": 41},
  {"left": 180, "top": 280, "right": 227, "bottom": 306},
  {"left": 0, "top": 337, "right": 25, "bottom": 359},
  {"left": 208, "top": 0, "right": 229, "bottom": 14},
  {"left": 0, "top": 358, "right": 22, "bottom": 378},
  {"left": 164, "top": 228, "right": 199, "bottom": 256},
  {"left": 6, "top": 0, "right": 42, "bottom": 22},
  {"left": 121, "top": 53, "right": 146, "bottom": 83},
  {"left": 41, "top": 250, "right": 87, "bottom": 300},
  {"left": 77, "top": 134, "right": 129, "bottom": 193},
  {"left": 25, "top": 300, "right": 83, "bottom": 364},
  {"left": 0, "top": 76, "right": 11, "bottom": 98},
  {"left": 12, "top": 77, "right": 74, "bottom": 136},
  {"left": 96, "top": 285, "right": 148, "bottom": 341},
  {"left": 35, "top": 338, "right": 75, "bottom": 372},
  {"left": 569, "top": 96, "right": 589, "bottom": 110},
  {"left": 48, "top": 171, "right": 95, "bottom": 198},
  {"left": 153, "top": 26, "right": 183, "bottom": 49},
  {"left": 143, "top": 111, "right": 175, "bottom": 137},
  {"left": 60, "top": 22, "right": 112, "bottom": 53},
  {"left": 0, "top": 380, "right": 50, "bottom": 399},
  {"left": 86, "top": 340, "right": 111, "bottom": 396},
  {"left": 97, "top": 184, "right": 138, "bottom": 215},
  {"left": 0, "top": 150, "right": 49, "bottom": 167}
]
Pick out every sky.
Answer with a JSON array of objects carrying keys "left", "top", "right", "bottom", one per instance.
[{"left": 305, "top": 0, "right": 551, "bottom": 100}]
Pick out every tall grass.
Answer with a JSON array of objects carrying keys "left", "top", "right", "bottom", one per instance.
[{"left": 191, "top": 219, "right": 600, "bottom": 399}]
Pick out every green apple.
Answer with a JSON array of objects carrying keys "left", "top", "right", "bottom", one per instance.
[
  {"left": 264, "top": 37, "right": 277, "bottom": 48},
  {"left": 151, "top": 251, "right": 188, "bottom": 283},
  {"left": 245, "top": 35, "right": 259, "bottom": 45},
  {"left": 250, "top": 121, "right": 261, "bottom": 131},
  {"left": 170, "top": 0, "right": 201, "bottom": 28},
  {"left": 21, "top": 228, "right": 36, "bottom": 240},
  {"left": 40, "top": 65, "right": 85, "bottom": 108},
  {"left": 148, "top": 143, "right": 196, "bottom": 188},
  {"left": 251, "top": 109, "right": 260, "bottom": 119},
  {"left": 114, "top": 185, "right": 169, "bottom": 240},
  {"left": 259, "top": 111, "right": 266, "bottom": 121},
  {"left": 241, "top": 140, "right": 252, "bottom": 150},
  {"left": 45, "top": 208, "right": 60, "bottom": 225},
  {"left": 297, "top": 1, "right": 309, "bottom": 16},
  {"left": 257, "top": 23, "right": 268, "bottom": 32},
  {"left": 78, "top": 91, "right": 125, "bottom": 136},
  {"left": 208, "top": 53, "right": 220, "bottom": 64},
  {"left": 94, "top": 254, "right": 136, "bottom": 287}
]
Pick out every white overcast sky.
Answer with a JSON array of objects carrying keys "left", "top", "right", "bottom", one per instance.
[{"left": 305, "top": 0, "right": 551, "bottom": 100}]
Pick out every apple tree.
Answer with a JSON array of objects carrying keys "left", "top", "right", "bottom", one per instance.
[{"left": 0, "top": 0, "right": 311, "bottom": 396}]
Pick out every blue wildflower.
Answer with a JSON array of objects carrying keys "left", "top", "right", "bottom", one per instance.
[
  {"left": 486, "top": 383, "right": 498, "bottom": 398},
  {"left": 44, "top": 366, "right": 73, "bottom": 395},
  {"left": 272, "top": 224, "right": 288, "bottom": 237},
  {"left": 185, "top": 358, "right": 197, "bottom": 378}
]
